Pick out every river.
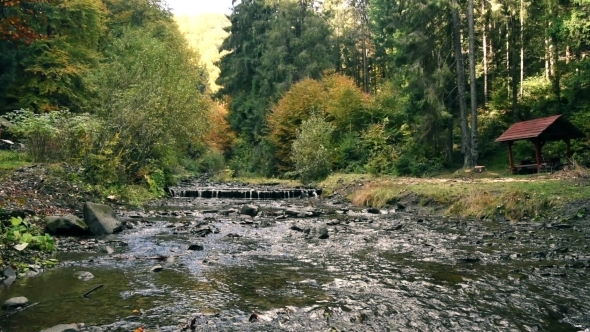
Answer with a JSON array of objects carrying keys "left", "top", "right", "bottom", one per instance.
[{"left": 1, "top": 182, "right": 589, "bottom": 331}]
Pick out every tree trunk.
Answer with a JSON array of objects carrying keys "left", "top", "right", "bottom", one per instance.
[
  {"left": 506, "top": 19, "right": 511, "bottom": 98},
  {"left": 362, "top": 36, "right": 368, "bottom": 93},
  {"left": 451, "top": 3, "right": 472, "bottom": 168},
  {"left": 551, "top": 34, "right": 561, "bottom": 112},
  {"left": 468, "top": 0, "right": 478, "bottom": 166},
  {"left": 447, "top": 118, "right": 454, "bottom": 164},
  {"left": 520, "top": 0, "right": 524, "bottom": 99},
  {"left": 482, "top": 0, "right": 488, "bottom": 106},
  {"left": 545, "top": 37, "right": 550, "bottom": 80},
  {"left": 511, "top": 17, "right": 519, "bottom": 122}
]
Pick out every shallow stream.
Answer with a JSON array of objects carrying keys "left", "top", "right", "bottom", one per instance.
[{"left": 1, "top": 187, "right": 590, "bottom": 331}]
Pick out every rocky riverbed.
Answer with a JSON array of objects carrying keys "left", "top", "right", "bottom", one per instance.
[{"left": 1, "top": 178, "right": 590, "bottom": 331}]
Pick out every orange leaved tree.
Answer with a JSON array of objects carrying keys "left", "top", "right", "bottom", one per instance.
[{"left": 267, "top": 73, "right": 370, "bottom": 172}]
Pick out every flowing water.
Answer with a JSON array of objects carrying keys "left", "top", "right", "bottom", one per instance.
[{"left": 1, "top": 188, "right": 590, "bottom": 331}]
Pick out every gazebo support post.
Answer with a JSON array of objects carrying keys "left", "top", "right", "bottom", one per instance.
[
  {"left": 534, "top": 139, "right": 542, "bottom": 173},
  {"left": 507, "top": 142, "right": 515, "bottom": 173}
]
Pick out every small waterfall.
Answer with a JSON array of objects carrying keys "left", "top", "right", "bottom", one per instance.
[{"left": 169, "top": 187, "right": 322, "bottom": 200}]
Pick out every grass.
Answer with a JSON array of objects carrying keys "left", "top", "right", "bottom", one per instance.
[
  {"left": 228, "top": 176, "right": 303, "bottom": 187},
  {"left": 321, "top": 172, "right": 590, "bottom": 221},
  {"left": 0, "top": 150, "right": 31, "bottom": 179}
]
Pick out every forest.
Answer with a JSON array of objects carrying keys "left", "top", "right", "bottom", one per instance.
[{"left": 1, "top": 0, "right": 590, "bottom": 189}]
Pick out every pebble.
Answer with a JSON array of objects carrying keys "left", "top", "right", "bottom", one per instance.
[{"left": 150, "top": 265, "right": 163, "bottom": 272}]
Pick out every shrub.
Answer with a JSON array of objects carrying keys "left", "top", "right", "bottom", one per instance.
[
  {"left": 5, "top": 109, "right": 100, "bottom": 163},
  {"left": 197, "top": 149, "right": 226, "bottom": 175},
  {"left": 291, "top": 113, "right": 334, "bottom": 184},
  {"left": 227, "top": 138, "right": 276, "bottom": 177},
  {"left": 334, "top": 133, "right": 368, "bottom": 172}
]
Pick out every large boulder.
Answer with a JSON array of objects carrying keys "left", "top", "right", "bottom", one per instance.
[
  {"left": 240, "top": 204, "right": 259, "bottom": 217},
  {"left": 2, "top": 296, "right": 28, "bottom": 309},
  {"left": 83, "top": 202, "right": 122, "bottom": 236},
  {"left": 45, "top": 215, "right": 88, "bottom": 235}
]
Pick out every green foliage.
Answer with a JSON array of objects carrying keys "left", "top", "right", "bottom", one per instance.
[
  {"left": 196, "top": 149, "right": 226, "bottom": 175},
  {"left": 91, "top": 25, "right": 210, "bottom": 184},
  {"left": 145, "top": 168, "right": 166, "bottom": 196},
  {"left": 1, "top": 0, "right": 106, "bottom": 113},
  {"left": 362, "top": 122, "right": 398, "bottom": 175},
  {"left": 227, "top": 138, "right": 276, "bottom": 178},
  {"left": 291, "top": 114, "right": 335, "bottom": 184},
  {"left": 5, "top": 109, "right": 100, "bottom": 163},
  {"left": 1, "top": 217, "right": 55, "bottom": 252},
  {"left": 217, "top": 0, "right": 336, "bottom": 139},
  {"left": 334, "top": 133, "right": 367, "bottom": 173}
]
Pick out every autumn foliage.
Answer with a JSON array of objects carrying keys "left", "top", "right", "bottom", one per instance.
[
  {"left": 205, "top": 102, "right": 235, "bottom": 152},
  {"left": 267, "top": 73, "right": 371, "bottom": 171},
  {"left": 0, "top": 0, "right": 56, "bottom": 43}
]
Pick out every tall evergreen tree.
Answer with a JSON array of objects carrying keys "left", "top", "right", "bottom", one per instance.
[{"left": 217, "top": 0, "right": 335, "bottom": 140}]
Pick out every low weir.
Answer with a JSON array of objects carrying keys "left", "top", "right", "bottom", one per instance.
[{"left": 168, "top": 187, "right": 322, "bottom": 200}]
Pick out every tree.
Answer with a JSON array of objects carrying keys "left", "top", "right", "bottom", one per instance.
[
  {"left": 217, "top": 0, "right": 335, "bottom": 139},
  {"left": 468, "top": 0, "right": 478, "bottom": 166},
  {"left": 91, "top": 19, "right": 210, "bottom": 181},
  {"left": 1, "top": 0, "right": 105, "bottom": 113},
  {"left": 267, "top": 73, "right": 369, "bottom": 172},
  {"left": 291, "top": 113, "right": 335, "bottom": 184},
  {"left": 451, "top": 1, "right": 472, "bottom": 168},
  {"left": 0, "top": 0, "right": 56, "bottom": 43}
]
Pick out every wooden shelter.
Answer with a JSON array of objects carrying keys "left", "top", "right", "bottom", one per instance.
[{"left": 495, "top": 115, "right": 585, "bottom": 173}]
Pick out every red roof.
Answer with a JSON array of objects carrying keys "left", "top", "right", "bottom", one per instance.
[{"left": 496, "top": 115, "right": 563, "bottom": 142}]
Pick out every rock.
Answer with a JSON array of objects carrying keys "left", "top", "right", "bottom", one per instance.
[
  {"left": 284, "top": 209, "right": 301, "bottom": 217},
  {"left": 193, "top": 226, "right": 213, "bottom": 237},
  {"left": 3, "top": 266, "right": 16, "bottom": 279},
  {"left": 240, "top": 204, "right": 259, "bottom": 217},
  {"left": 25, "top": 270, "right": 39, "bottom": 278},
  {"left": 3, "top": 266, "right": 17, "bottom": 286},
  {"left": 318, "top": 227, "right": 329, "bottom": 239},
  {"left": 188, "top": 244, "right": 204, "bottom": 251},
  {"left": 104, "top": 246, "right": 115, "bottom": 254},
  {"left": 45, "top": 215, "right": 88, "bottom": 235},
  {"left": 290, "top": 225, "right": 304, "bottom": 232},
  {"left": 366, "top": 208, "right": 381, "bottom": 214},
  {"left": 458, "top": 257, "right": 481, "bottom": 264},
  {"left": 39, "top": 323, "right": 80, "bottom": 332},
  {"left": 150, "top": 265, "right": 163, "bottom": 272},
  {"left": 2, "top": 296, "right": 28, "bottom": 309},
  {"left": 2, "top": 276, "right": 15, "bottom": 287},
  {"left": 75, "top": 271, "right": 94, "bottom": 281},
  {"left": 83, "top": 202, "right": 122, "bottom": 236}
]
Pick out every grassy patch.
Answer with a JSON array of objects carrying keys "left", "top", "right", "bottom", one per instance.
[
  {"left": 329, "top": 173, "right": 590, "bottom": 220},
  {"left": 0, "top": 150, "right": 31, "bottom": 178},
  {"left": 230, "top": 176, "right": 303, "bottom": 187},
  {"left": 320, "top": 173, "right": 376, "bottom": 197}
]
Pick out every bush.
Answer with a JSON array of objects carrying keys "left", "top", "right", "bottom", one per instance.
[
  {"left": 227, "top": 138, "right": 276, "bottom": 177},
  {"left": 334, "top": 133, "right": 368, "bottom": 172},
  {"left": 4, "top": 109, "right": 100, "bottom": 163},
  {"left": 394, "top": 154, "right": 444, "bottom": 177},
  {"left": 197, "top": 149, "right": 226, "bottom": 175},
  {"left": 291, "top": 113, "right": 334, "bottom": 184}
]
